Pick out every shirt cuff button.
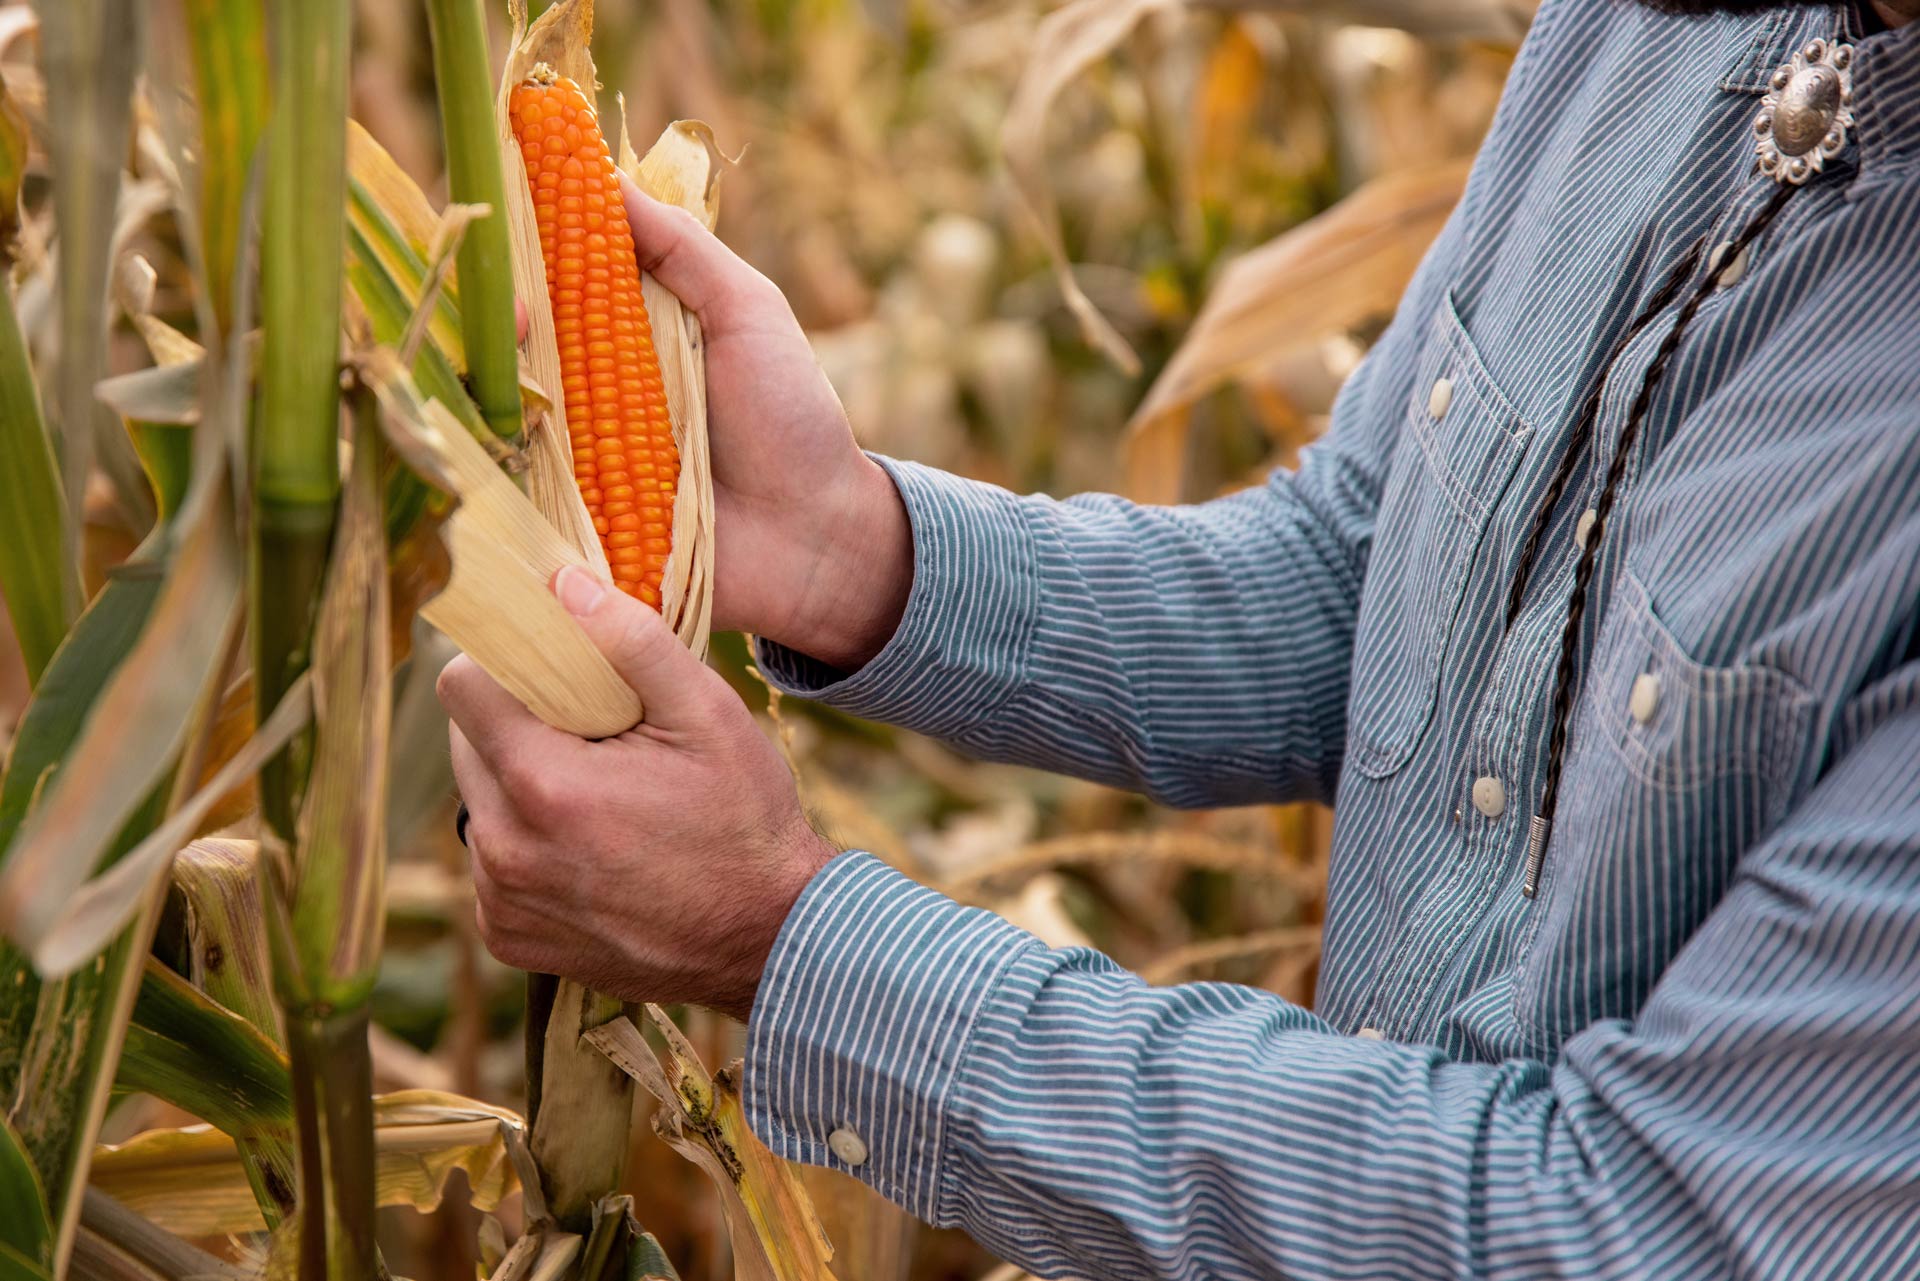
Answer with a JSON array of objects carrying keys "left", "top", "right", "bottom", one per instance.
[{"left": 828, "top": 1127, "right": 869, "bottom": 1167}]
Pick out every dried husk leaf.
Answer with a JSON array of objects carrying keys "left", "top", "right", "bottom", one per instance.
[
  {"left": 87, "top": 1090, "right": 526, "bottom": 1237},
  {"left": 623, "top": 120, "right": 725, "bottom": 658},
  {"left": 585, "top": 1013, "right": 838, "bottom": 1281},
  {"left": 1124, "top": 160, "right": 1468, "bottom": 502},
  {"left": 496, "top": 0, "right": 717, "bottom": 658},
  {"left": 360, "top": 345, "right": 641, "bottom": 738},
  {"left": 496, "top": 0, "right": 611, "bottom": 584}
]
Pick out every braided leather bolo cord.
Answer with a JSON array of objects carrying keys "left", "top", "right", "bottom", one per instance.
[{"left": 1519, "top": 183, "right": 1796, "bottom": 899}]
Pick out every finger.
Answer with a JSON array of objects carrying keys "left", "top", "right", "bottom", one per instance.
[
  {"left": 619, "top": 174, "right": 772, "bottom": 333},
  {"left": 553, "top": 565, "right": 728, "bottom": 728},
  {"left": 515, "top": 297, "right": 530, "bottom": 345},
  {"left": 438, "top": 653, "right": 562, "bottom": 772}
]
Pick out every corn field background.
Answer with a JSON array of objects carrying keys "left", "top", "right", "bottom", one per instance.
[{"left": 0, "top": 0, "right": 1523, "bottom": 1278}]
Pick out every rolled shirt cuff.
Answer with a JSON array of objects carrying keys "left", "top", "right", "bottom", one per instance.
[
  {"left": 743, "top": 850, "right": 1043, "bottom": 1222},
  {"left": 752, "top": 456, "right": 1039, "bottom": 741}
]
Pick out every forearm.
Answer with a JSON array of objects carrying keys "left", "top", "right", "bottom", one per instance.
[{"left": 756, "top": 452, "right": 1370, "bottom": 808}]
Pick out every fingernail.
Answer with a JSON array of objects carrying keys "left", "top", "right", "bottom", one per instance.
[{"left": 555, "top": 565, "right": 607, "bottom": 617}]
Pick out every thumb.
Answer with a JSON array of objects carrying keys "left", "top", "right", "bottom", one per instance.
[
  {"left": 618, "top": 172, "right": 779, "bottom": 337},
  {"left": 554, "top": 565, "right": 718, "bottom": 728}
]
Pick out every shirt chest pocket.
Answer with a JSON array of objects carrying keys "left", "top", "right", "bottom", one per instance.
[
  {"left": 1512, "top": 569, "right": 1818, "bottom": 1051},
  {"left": 1347, "top": 297, "right": 1531, "bottom": 779}
]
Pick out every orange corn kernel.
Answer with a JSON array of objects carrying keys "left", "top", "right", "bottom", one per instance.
[{"left": 510, "top": 65, "right": 677, "bottom": 609}]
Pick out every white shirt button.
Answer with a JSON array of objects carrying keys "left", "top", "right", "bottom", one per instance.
[
  {"left": 1427, "top": 376, "right": 1454, "bottom": 419},
  {"left": 1709, "top": 240, "right": 1750, "bottom": 288},
  {"left": 1471, "top": 775, "right": 1507, "bottom": 819},
  {"left": 1574, "top": 508, "right": 1598, "bottom": 549},
  {"left": 1356, "top": 1026, "right": 1386, "bottom": 1040},
  {"left": 1630, "top": 672, "right": 1662, "bottom": 724},
  {"left": 827, "top": 1127, "right": 868, "bottom": 1166}
]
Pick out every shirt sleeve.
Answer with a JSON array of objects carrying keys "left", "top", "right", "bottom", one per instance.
[
  {"left": 753, "top": 199, "right": 1471, "bottom": 810},
  {"left": 744, "top": 660, "right": 1920, "bottom": 1281},
  {"left": 755, "top": 437, "right": 1383, "bottom": 807}
]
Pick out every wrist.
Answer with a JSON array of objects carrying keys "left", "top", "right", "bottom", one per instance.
[
  {"left": 712, "top": 826, "right": 840, "bottom": 1023},
  {"left": 784, "top": 457, "right": 912, "bottom": 672}
]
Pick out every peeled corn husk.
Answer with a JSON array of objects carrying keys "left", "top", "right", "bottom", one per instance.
[{"left": 493, "top": 0, "right": 719, "bottom": 664}]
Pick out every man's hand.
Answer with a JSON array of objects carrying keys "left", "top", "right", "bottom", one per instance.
[
  {"left": 439, "top": 565, "right": 839, "bottom": 1022},
  {"left": 619, "top": 175, "right": 912, "bottom": 670}
]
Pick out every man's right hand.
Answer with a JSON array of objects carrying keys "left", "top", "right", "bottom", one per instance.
[{"left": 616, "top": 173, "right": 912, "bottom": 670}]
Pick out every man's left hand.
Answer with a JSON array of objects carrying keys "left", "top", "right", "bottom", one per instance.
[{"left": 437, "top": 565, "right": 838, "bottom": 1022}]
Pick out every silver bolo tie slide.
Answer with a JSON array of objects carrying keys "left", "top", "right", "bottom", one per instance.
[{"left": 1518, "top": 37, "right": 1854, "bottom": 901}]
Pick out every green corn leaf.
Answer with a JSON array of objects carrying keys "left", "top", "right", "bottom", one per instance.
[
  {"left": 0, "top": 278, "right": 78, "bottom": 687},
  {"left": 120, "top": 960, "right": 292, "bottom": 1139},
  {"left": 0, "top": 1117, "right": 52, "bottom": 1277},
  {"left": 181, "top": 0, "right": 268, "bottom": 333}
]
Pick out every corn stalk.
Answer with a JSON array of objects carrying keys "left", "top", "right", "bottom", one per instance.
[
  {"left": 425, "top": 0, "right": 524, "bottom": 448},
  {"left": 253, "top": 0, "right": 350, "bottom": 842},
  {"left": 264, "top": 392, "right": 389, "bottom": 1281}
]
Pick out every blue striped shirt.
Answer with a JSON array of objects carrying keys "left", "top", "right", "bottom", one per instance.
[{"left": 743, "top": 3, "right": 1920, "bottom": 1277}]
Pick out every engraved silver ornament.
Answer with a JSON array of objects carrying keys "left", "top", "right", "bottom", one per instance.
[{"left": 1753, "top": 39, "right": 1854, "bottom": 186}]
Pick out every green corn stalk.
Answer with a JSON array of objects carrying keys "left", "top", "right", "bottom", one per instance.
[
  {"left": 426, "top": 0, "right": 525, "bottom": 447},
  {"left": 253, "top": 0, "right": 351, "bottom": 843},
  {"left": 265, "top": 390, "right": 389, "bottom": 1281}
]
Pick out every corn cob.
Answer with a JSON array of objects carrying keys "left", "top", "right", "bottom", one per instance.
[{"left": 510, "top": 64, "right": 677, "bottom": 607}]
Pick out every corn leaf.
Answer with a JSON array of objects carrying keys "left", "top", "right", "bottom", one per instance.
[
  {"left": 999, "top": 0, "right": 1175, "bottom": 376},
  {"left": 0, "top": 479, "right": 243, "bottom": 958},
  {"left": 89, "top": 1091, "right": 525, "bottom": 1238},
  {"left": 0, "top": 277, "right": 77, "bottom": 686},
  {"left": 181, "top": 0, "right": 268, "bottom": 332},
  {"left": 0, "top": 1118, "right": 52, "bottom": 1277},
  {"left": 119, "top": 960, "right": 292, "bottom": 1139},
  {"left": 585, "top": 1013, "right": 838, "bottom": 1281},
  {"left": 1124, "top": 160, "right": 1467, "bottom": 502},
  {"left": 165, "top": 838, "right": 296, "bottom": 1224},
  {"left": 169, "top": 840, "right": 277, "bottom": 1040},
  {"left": 33, "top": 0, "right": 152, "bottom": 544},
  {"left": 1209, "top": 0, "right": 1534, "bottom": 42},
  {"left": 347, "top": 122, "right": 466, "bottom": 368}
]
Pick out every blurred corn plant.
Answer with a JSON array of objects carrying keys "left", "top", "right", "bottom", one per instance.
[
  {"left": 0, "top": 0, "right": 822, "bottom": 1276},
  {"left": 0, "top": 0, "right": 1526, "bottom": 1278}
]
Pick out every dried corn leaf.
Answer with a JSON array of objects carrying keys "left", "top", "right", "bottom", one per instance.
[
  {"left": 88, "top": 1090, "right": 526, "bottom": 1237},
  {"left": 1203, "top": 0, "right": 1534, "bottom": 43},
  {"left": 24, "top": 671, "right": 310, "bottom": 980},
  {"left": 360, "top": 345, "right": 641, "bottom": 738},
  {"left": 999, "top": 0, "right": 1179, "bottom": 376},
  {"left": 585, "top": 1013, "right": 838, "bottom": 1281},
  {"left": 1124, "top": 160, "right": 1468, "bottom": 502},
  {"left": 623, "top": 120, "right": 724, "bottom": 659}
]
